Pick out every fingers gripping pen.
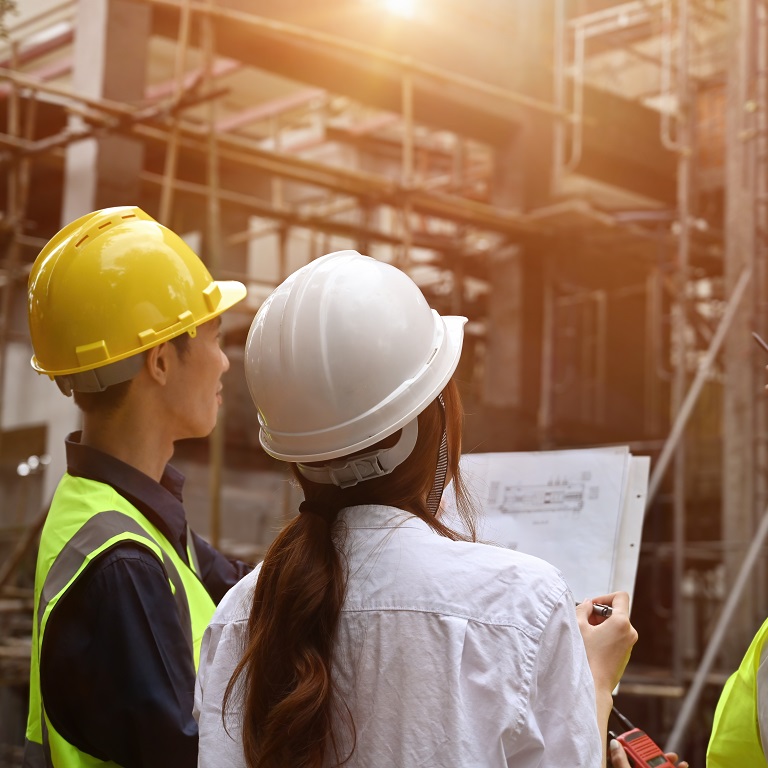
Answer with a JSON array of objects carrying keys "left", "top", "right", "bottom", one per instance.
[
  {"left": 575, "top": 601, "right": 614, "bottom": 618},
  {"left": 592, "top": 603, "right": 613, "bottom": 618}
]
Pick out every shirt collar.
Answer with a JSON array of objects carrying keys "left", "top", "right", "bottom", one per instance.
[
  {"left": 338, "top": 504, "right": 430, "bottom": 531},
  {"left": 64, "top": 431, "right": 189, "bottom": 560}
]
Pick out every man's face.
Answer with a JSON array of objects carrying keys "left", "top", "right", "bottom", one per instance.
[{"left": 164, "top": 317, "right": 230, "bottom": 441}]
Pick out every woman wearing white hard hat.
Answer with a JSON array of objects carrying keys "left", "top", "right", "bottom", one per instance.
[{"left": 194, "top": 250, "right": 638, "bottom": 768}]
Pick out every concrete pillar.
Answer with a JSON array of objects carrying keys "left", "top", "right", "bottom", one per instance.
[
  {"left": 61, "top": 0, "right": 151, "bottom": 224},
  {"left": 483, "top": 246, "right": 523, "bottom": 408},
  {"left": 482, "top": 0, "right": 555, "bottom": 418}
]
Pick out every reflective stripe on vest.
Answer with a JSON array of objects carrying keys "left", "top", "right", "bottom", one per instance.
[
  {"left": 37, "top": 510, "right": 193, "bottom": 655},
  {"left": 25, "top": 474, "right": 216, "bottom": 767},
  {"left": 707, "top": 616, "right": 768, "bottom": 767}
]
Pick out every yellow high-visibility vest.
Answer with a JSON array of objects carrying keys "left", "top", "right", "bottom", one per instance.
[
  {"left": 24, "top": 473, "right": 216, "bottom": 767},
  {"left": 707, "top": 616, "right": 768, "bottom": 767}
]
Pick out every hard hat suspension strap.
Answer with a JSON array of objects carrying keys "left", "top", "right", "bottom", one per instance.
[
  {"left": 297, "top": 418, "right": 419, "bottom": 489},
  {"left": 54, "top": 353, "right": 145, "bottom": 396}
]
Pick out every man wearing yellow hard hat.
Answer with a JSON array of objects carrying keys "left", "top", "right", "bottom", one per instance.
[{"left": 22, "top": 207, "right": 251, "bottom": 768}]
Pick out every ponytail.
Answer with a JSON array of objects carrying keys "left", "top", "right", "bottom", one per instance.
[{"left": 223, "top": 506, "right": 353, "bottom": 768}]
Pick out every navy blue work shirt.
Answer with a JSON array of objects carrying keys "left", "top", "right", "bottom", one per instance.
[{"left": 40, "top": 432, "right": 253, "bottom": 768}]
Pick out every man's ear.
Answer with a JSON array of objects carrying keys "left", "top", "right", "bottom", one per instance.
[{"left": 145, "top": 342, "right": 171, "bottom": 385}]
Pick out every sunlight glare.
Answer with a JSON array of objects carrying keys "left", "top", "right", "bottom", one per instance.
[{"left": 384, "top": 0, "right": 415, "bottom": 18}]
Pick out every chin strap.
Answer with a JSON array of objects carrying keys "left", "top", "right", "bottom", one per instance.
[
  {"left": 426, "top": 394, "right": 448, "bottom": 515},
  {"left": 297, "top": 418, "right": 419, "bottom": 489}
]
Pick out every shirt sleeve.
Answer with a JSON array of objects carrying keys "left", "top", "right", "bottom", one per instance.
[
  {"left": 190, "top": 530, "right": 253, "bottom": 604},
  {"left": 41, "top": 544, "right": 200, "bottom": 768},
  {"left": 521, "top": 587, "right": 603, "bottom": 768},
  {"left": 194, "top": 577, "right": 258, "bottom": 768}
]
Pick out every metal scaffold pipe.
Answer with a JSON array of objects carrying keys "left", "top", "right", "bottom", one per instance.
[
  {"left": 646, "top": 266, "right": 752, "bottom": 509},
  {"left": 665, "top": 498, "right": 768, "bottom": 752},
  {"left": 201, "top": 1, "right": 224, "bottom": 551}
]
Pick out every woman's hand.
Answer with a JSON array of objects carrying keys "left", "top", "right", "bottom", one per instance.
[
  {"left": 576, "top": 592, "right": 638, "bottom": 696},
  {"left": 609, "top": 738, "right": 689, "bottom": 768}
]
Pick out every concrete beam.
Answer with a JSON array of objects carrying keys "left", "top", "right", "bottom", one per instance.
[{"left": 148, "top": 0, "right": 676, "bottom": 204}]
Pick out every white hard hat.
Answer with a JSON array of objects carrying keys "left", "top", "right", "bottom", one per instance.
[{"left": 244, "top": 250, "right": 466, "bottom": 478}]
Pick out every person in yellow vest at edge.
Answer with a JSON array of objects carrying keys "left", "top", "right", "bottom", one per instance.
[
  {"left": 706, "top": 615, "right": 768, "bottom": 765},
  {"left": 22, "top": 206, "right": 252, "bottom": 768}
]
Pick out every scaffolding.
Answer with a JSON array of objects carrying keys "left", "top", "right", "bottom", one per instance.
[{"left": 0, "top": 0, "right": 762, "bottom": 761}]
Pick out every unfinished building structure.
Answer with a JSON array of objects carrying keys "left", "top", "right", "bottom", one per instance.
[{"left": 0, "top": 0, "right": 761, "bottom": 762}]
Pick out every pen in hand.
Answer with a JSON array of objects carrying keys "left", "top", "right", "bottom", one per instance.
[{"left": 576, "top": 601, "right": 614, "bottom": 618}]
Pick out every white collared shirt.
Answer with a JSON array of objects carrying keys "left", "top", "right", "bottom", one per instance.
[{"left": 195, "top": 505, "right": 601, "bottom": 767}]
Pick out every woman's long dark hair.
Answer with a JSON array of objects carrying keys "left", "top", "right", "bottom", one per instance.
[{"left": 224, "top": 379, "right": 476, "bottom": 768}]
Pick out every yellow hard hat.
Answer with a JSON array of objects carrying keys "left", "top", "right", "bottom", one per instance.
[{"left": 28, "top": 206, "right": 247, "bottom": 388}]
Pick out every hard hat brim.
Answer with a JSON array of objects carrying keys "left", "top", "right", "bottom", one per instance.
[{"left": 30, "top": 279, "right": 247, "bottom": 377}]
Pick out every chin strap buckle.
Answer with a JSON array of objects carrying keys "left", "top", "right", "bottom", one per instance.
[{"left": 297, "top": 418, "right": 419, "bottom": 488}]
